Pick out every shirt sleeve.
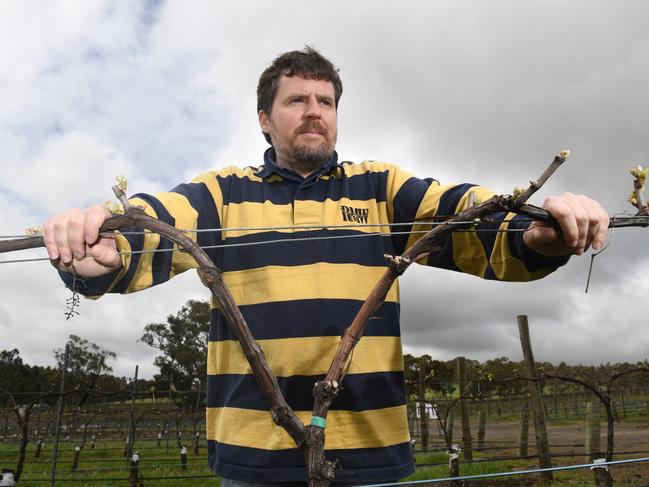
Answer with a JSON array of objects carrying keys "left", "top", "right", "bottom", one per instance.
[
  {"left": 60, "top": 171, "right": 224, "bottom": 298},
  {"left": 387, "top": 168, "right": 569, "bottom": 282}
]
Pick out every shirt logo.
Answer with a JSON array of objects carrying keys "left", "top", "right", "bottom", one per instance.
[{"left": 341, "top": 205, "right": 369, "bottom": 224}]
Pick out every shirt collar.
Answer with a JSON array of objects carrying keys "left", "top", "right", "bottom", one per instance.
[{"left": 255, "top": 147, "right": 340, "bottom": 181}]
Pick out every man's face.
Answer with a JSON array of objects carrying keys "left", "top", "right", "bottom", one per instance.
[{"left": 259, "top": 75, "right": 337, "bottom": 175}]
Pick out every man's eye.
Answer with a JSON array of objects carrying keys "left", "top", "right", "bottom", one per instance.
[
  {"left": 320, "top": 99, "right": 333, "bottom": 107},
  {"left": 290, "top": 98, "right": 304, "bottom": 104}
]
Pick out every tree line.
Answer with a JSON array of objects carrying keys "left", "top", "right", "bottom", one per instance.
[
  {"left": 0, "top": 299, "right": 209, "bottom": 407},
  {"left": 404, "top": 354, "right": 649, "bottom": 401},
  {"left": 2, "top": 299, "right": 647, "bottom": 404}
]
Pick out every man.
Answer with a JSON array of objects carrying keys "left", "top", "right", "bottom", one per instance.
[{"left": 44, "top": 47, "right": 609, "bottom": 485}]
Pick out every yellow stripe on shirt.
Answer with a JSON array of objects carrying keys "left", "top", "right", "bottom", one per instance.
[
  {"left": 154, "top": 192, "right": 200, "bottom": 277},
  {"left": 222, "top": 262, "right": 398, "bottom": 306},
  {"left": 207, "top": 335, "right": 404, "bottom": 377},
  {"left": 220, "top": 200, "right": 293, "bottom": 239},
  {"left": 205, "top": 405, "right": 409, "bottom": 450}
]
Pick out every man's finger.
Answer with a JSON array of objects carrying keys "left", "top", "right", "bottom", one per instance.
[
  {"left": 68, "top": 211, "right": 87, "bottom": 260},
  {"left": 84, "top": 205, "right": 111, "bottom": 244},
  {"left": 43, "top": 218, "right": 59, "bottom": 260},
  {"left": 560, "top": 194, "right": 589, "bottom": 255},
  {"left": 544, "top": 195, "right": 579, "bottom": 250},
  {"left": 53, "top": 216, "right": 74, "bottom": 264},
  {"left": 582, "top": 198, "right": 610, "bottom": 251}
]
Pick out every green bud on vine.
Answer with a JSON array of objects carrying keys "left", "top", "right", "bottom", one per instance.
[
  {"left": 116, "top": 175, "right": 128, "bottom": 192},
  {"left": 103, "top": 200, "right": 124, "bottom": 214},
  {"left": 25, "top": 226, "right": 43, "bottom": 236},
  {"left": 512, "top": 187, "right": 525, "bottom": 198}
]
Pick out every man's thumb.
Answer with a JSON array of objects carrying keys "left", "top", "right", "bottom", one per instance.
[{"left": 90, "top": 241, "right": 120, "bottom": 268}]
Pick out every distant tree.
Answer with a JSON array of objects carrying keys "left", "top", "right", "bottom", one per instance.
[
  {"left": 139, "top": 299, "right": 210, "bottom": 393},
  {"left": 54, "top": 335, "right": 117, "bottom": 405},
  {"left": 0, "top": 349, "right": 57, "bottom": 403},
  {"left": 403, "top": 354, "right": 456, "bottom": 399},
  {"left": 55, "top": 335, "right": 116, "bottom": 377},
  {"left": 0, "top": 349, "right": 24, "bottom": 393},
  {"left": 476, "top": 357, "right": 526, "bottom": 396}
]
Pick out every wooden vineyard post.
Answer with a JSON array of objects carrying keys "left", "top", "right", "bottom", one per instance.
[
  {"left": 447, "top": 412, "right": 454, "bottom": 445},
  {"left": 591, "top": 452, "right": 614, "bottom": 487},
  {"left": 477, "top": 408, "right": 486, "bottom": 449},
  {"left": 586, "top": 401, "right": 601, "bottom": 462},
  {"left": 35, "top": 438, "right": 43, "bottom": 458},
  {"left": 586, "top": 403, "right": 614, "bottom": 487},
  {"left": 519, "top": 396, "right": 529, "bottom": 457},
  {"left": 418, "top": 359, "right": 428, "bottom": 452},
  {"left": 448, "top": 444, "right": 461, "bottom": 486},
  {"left": 180, "top": 445, "right": 188, "bottom": 470},
  {"left": 193, "top": 431, "right": 200, "bottom": 456},
  {"left": 0, "top": 469, "right": 16, "bottom": 487},
  {"left": 456, "top": 357, "right": 473, "bottom": 461},
  {"left": 128, "top": 452, "right": 143, "bottom": 487},
  {"left": 612, "top": 402, "right": 620, "bottom": 423},
  {"left": 127, "top": 365, "right": 138, "bottom": 462},
  {"left": 71, "top": 446, "right": 80, "bottom": 472},
  {"left": 517, "top": 315, "right": 553, "bottom": 484},
  {"left": 50, "top": 343, "right": 69, "bottom": 487}
]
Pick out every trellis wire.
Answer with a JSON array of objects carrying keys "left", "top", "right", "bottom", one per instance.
[
  {"left": 0, "top": 228, "right": 527, "bottom": 265},
  {"left": 359, "top": 456, "right": 649, "bottom": 486},
  {"left": 14, "top": 456, "right": 649, "bottom": 484},
  {"left": 0, "top": 216, "right": 537, "bottom": 240}
]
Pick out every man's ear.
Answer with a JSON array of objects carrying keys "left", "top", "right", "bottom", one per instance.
[{"left": 258, "top": 110, "right": 270, "bottom": 134}]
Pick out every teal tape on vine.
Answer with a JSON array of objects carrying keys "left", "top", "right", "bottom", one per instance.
[{"left": 310, "top": 416, "right": 326, "bottom": 428}]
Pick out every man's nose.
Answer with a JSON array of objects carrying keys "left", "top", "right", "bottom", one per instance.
[{"left": 303, "top": 96, "right": 322, "bottom": 119}]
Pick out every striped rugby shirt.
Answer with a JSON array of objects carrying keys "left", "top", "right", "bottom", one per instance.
[{"left": 66, "top": 148, "right": 567, "bottom": 482}]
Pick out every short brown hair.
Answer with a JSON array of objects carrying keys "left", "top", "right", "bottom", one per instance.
[{"left": 257, "top": 46, "right": 343, "bottom": 144}]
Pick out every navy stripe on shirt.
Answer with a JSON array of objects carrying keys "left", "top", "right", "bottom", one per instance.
[
  {"left": 207, "top": 440, "right": 414, "bottom": 483},
  {"left": 506, "top": 213, "right": 570, "bottom": 272},
  {"left": 112, "top": 228, "right": 145, "bottom": 293},
  {"left": 391, "top": 176, "right": 434, "bottom": 255},
  {"left": 474, "top": 210, "right": 508, "bottom": 279},
  {"left": 131, "top": 193, "right": 175, "bottom": 286},
  {"left": 436, "top": 183, "right": 476, "bottom": 216},
  {"left": 206, "top": 371, "right": 405, "bottom": 411},
  {"left": 208, "top": 300, "right": 401, "bottom": 342},
  {"left": 216, "top": 170, "right": 391, "bottom": 205},
  {"left": 172, "top": 181, "right": 223, "bottom": 266},
  {"left": 218, "top": 230, "right": 394, "bottom": 272}
]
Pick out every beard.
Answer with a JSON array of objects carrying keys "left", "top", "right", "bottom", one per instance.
[
  {"left": 289, "top": 142, "right": 335, "bottom": 173},
  {"left": 274, "top": 127, "right": 337, "bottom": 174},
  {"left": 269, "top": 119, "right": 337, "bottom": 174}
]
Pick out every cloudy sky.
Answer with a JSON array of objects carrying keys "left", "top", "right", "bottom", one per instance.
[{"left": 1, "top": 0, "right": 648, "bottom": 379}]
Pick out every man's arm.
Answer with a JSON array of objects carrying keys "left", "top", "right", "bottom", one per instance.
[
  {"left": 382, "top": 163, "right": 608, "bottom": 281},
  {"left": 43, "top": 172, "right": 225, "bottom": 295}
]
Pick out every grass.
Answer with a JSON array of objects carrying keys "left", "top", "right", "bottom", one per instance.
[
  {"left": 0, "top": 438, "right": 220, "bottom": 486},
  {"left": 1, "top": 435, "right": 647, "bottom": 485}
]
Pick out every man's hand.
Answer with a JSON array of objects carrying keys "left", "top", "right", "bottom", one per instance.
[
  {"left": 44, "top": 205, "right": 121, "bottom": 278},
  {"left": 523, "top": 192, "right": 609, "bottom": 257}
]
